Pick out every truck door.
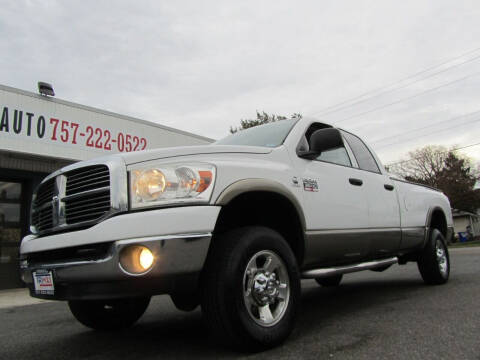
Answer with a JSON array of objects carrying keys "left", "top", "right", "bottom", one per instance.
[
  {"left": 296, "top": 125, "right": 370, "bottom": 266},
  {"left": 341, "top": 131, "right": 401, "bottom": 257}
]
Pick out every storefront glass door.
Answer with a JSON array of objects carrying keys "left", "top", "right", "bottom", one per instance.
[{"left": 0, "top": 181, "right": 24, "bottom": 289}]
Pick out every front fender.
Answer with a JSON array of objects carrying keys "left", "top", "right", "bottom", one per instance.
[{"left": 215, "top": 178, "right": 306, "bottom": 231}]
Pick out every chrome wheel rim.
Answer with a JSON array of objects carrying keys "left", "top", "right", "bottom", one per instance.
[
  {"left": 242, "top": 250, "right": 290, "bottom": 327},
  {"left": 436, "top": 239, "right": 448, "bottom": 277}
]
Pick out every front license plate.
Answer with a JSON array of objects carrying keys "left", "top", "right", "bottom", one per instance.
[{"left": 33, "top": 270, "right": 55, "bottom": 295}]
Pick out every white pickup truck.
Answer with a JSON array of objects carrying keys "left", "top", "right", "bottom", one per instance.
[{"left": 20, "top": 117, "right": 453, "bottom": 350}]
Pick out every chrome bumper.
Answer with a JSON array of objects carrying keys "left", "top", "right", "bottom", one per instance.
[{"left": 21, "top": 233, "right": 211, "bottom": 300}]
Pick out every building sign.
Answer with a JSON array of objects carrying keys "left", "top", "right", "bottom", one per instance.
[
  {"left": 0, "top": 106, "right": 148, "bottom": 153},
  {"left": 0, "top": 85, "right": 211, "bottom": 162}
]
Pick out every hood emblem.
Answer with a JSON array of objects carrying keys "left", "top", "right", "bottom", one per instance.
[{"left": 52, "top": 195, "right": 60, "bottom": 226}]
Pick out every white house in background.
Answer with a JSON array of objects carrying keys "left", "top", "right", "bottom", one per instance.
[{"left": 452, "top": 209, "right": 480, "bottom": 238}]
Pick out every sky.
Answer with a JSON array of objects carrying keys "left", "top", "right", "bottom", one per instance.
[{"left": 1, "top": 0, "right": 480, "bottom": 166}]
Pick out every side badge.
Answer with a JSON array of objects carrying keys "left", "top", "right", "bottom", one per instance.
[{"left": 303, "top": 178, "right": 318, "bottom": 192}]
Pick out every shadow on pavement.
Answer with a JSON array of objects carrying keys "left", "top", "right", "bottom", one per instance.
[{"left": 11, "top": 278, "right": 429, "bottom": 359}]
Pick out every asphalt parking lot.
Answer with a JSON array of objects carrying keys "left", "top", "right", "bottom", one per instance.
[{"left": 1, "top": 247, "right": 479, "bottom": 360}]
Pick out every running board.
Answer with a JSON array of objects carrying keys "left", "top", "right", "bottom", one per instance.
[{"left": 302, "top": 257, "right": 398, "bottom": 279}]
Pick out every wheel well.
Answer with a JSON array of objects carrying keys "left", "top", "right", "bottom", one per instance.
[
  {"left": 213, "top": 191, "right": 305, "bottom": 265},
  {"left": 430, "top": 209, "right": 447, "bottom": 237}
]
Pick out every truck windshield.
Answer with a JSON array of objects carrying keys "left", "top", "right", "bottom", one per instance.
[{"left": 214, "top": 119, "right": 298, "bottom": 148}]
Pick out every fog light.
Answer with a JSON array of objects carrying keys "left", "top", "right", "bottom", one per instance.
[
  {"left": 119, "top": 245, "right": 155, "bottom": 275},
  {"left": 139, "top": 247, "right": 154, "bottom": 269}
]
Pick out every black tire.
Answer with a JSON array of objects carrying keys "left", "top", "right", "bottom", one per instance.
[
  {"left": 417, "top": 229, "right": 450, "bottom": 285},
  {"left": 201, "top": 226, "right": 300, "bottom": 351},
  {"left": 171, "top": 293, "right": 199, "bottom": 312},
  {"left": 315, "top": 274, "right": 343, "bottom": 287},
  {"left": 68, "top": 297, "right": 151, "bottom": 330}
]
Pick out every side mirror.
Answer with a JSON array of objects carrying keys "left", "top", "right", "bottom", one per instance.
[{"left": 298, "top": 128, "right": 344, "bottom": 160}]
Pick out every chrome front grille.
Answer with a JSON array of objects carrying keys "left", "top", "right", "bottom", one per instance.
[
  {"left": 31, "top": 178, "right": 55, "bottom": 232},
  {"left": 30, "top": 159, "right": 127, "bottom": 236},
  {"left": 66, "top": 166, "right": 110, "bottom": 196},
  {"left": 64, "top": 165, "right": 110, "bottom": 225}
]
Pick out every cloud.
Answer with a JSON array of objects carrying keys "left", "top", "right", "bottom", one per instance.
[{"left": 1, "top": 0, "right": 480, "bottom": 164}]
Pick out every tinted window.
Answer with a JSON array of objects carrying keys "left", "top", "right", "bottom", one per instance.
[
  {"left": 215, "top": 119, "right": 298, "bottom": 148},
  {"left": 317, "top": 147, "right": 351, "bottom": 167},
  {"left": 301, "top": 123, "right": 352, "bottom": 167},
  {"left": 342, "top": 131, "right": 380, "bottom": 173}
]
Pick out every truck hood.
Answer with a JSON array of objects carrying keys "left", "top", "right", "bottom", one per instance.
[{"left": 119, "top": 144, "right": 273, "bottom": 165}]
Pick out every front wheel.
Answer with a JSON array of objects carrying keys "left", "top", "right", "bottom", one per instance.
[
  {"left": 68, "top": 297, "right": 151, "bottom": 330},
  {"left": 201, "top": 226, "right": 300, "bottom": 351},
  {"left": 417, "top": 229, "right": 450, "bottom": 285}
]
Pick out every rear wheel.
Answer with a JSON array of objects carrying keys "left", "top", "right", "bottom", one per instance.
[
  {"left": 315, "top": 274, "right": 343, "bottom": 287},
  {"left": 417, "top": 229, "right": 450, "bottom": 285},
  {"left": 68, "top": 297, "right": 150, "bottom": 330},
  {"left": 201, "top": 226, "right": 300, "bottom": 351}
]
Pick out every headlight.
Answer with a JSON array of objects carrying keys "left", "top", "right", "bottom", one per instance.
[{"left": 129, "top": 163, "right": 216, "bottom": 209}]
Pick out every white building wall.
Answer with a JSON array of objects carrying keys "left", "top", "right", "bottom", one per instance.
[
  {"left": 454, "top": 216, "right": 471, "bottom": 234},
  {"left": 0, "top": 84, "right": 212, "bottom": 163},
  {"left": 454, "top": 215, "right": 480, "bottom": 236},
  {"left": 473, "top": 218, "right": 480, "bottom": 236}
]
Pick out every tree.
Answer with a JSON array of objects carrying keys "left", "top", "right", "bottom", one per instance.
[
  {"left": 389, "top": 146, "right": 449, "bottom": 187},
  {"left": 230, "top": 111, "right": 302, "bottom": 134},
  {"left": 390, "top": 146, "right": 480, "bottom": 213},
  {"left": 437, "top": 152, "right": 480, "bottom": 213}
]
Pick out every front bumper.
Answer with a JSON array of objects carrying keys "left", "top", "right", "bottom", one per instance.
[
  {"left": 21, "top": 233, "right": 211, "bottom": 300},
  {"left": 20, "top": 206, "right": 220, "bottom": 300}
]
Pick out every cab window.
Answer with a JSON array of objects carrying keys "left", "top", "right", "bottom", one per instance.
[
  {"left": 341, "top": 131, "right": 380, "bottom": 173},
  {"left": 317, "top": 147, "right": 351, "bottom": 167},
  {"left": 300, "top": 123, "right": 352, "bottom": 167}
]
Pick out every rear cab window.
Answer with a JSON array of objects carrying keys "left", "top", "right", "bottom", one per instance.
[{"left": 341, "top": 131, "right": 381, "bottom": 173}]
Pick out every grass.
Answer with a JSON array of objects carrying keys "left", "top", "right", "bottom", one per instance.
[{"left": 449, "top": 239, "right": 480, "bottom": 248}]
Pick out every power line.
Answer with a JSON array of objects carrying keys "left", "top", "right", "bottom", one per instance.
[
  {"left": 369, "top": 110, "right": 480, "bottom": 149},
  {"left": 333, "top": 71, "right": 480, "bottom": 124},
  {"left": 376, "top": 117, "right": 480, "bottom": 149},
  {"left": 312, "top": 53, "right": 480, "bottom": 118},
  {"left": 370, "top": 109, "right": 480, "bottom": 144},
  {"left": 308, "top": 45, "right": 480, "bottom": 117},
  {"left": 386, "top": 142, "right": 480, "bottom": 167}
]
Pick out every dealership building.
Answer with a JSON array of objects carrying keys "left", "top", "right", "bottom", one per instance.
[{"left": 0, "top": 84, "right": 213, "bottom": 289}]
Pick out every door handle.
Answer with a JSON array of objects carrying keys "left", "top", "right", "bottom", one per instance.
[
  {"left": 384, "top": 184, "right": 394, "bottom": 191},
  {"left": 349, "top": 178, "right": 363, "bottom": 186}
]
